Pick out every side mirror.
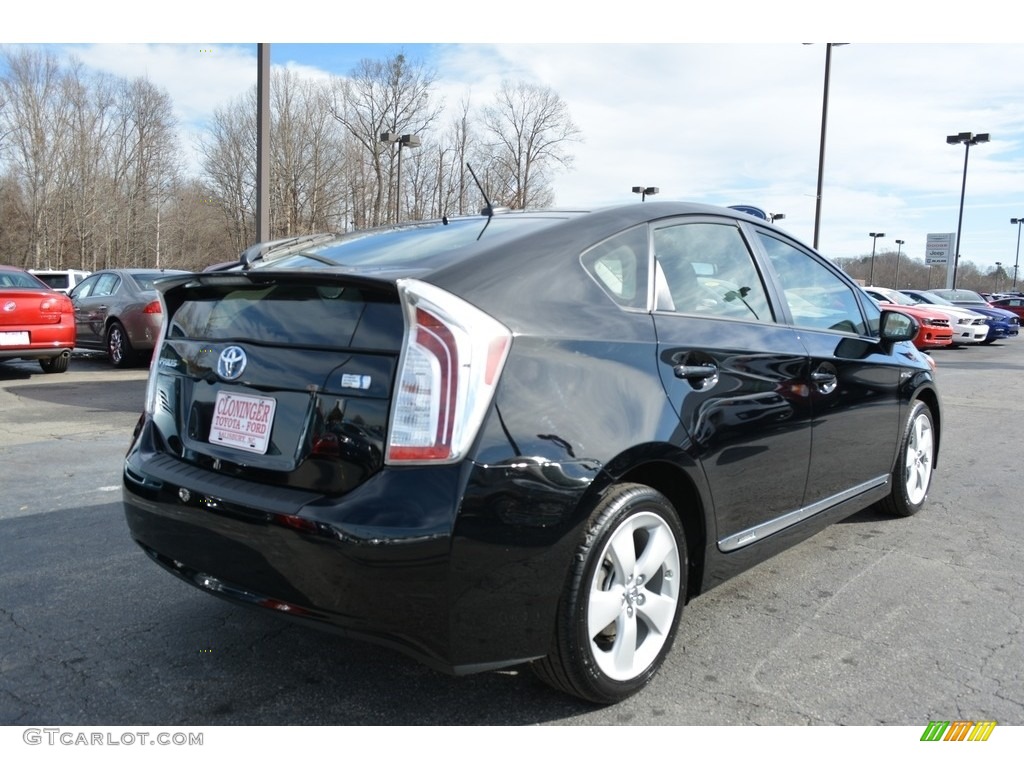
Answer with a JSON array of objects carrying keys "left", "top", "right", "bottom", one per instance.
[{"left": 879, "top": 309, "right": 918, "bottom": 343}]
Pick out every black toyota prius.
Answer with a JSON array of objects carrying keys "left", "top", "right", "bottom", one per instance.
[{"left": 123, "top": 201, "right": 940, "bottom": 703}]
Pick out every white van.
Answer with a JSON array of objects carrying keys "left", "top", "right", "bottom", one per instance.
[{"left": 29, "top": 269, "right": 91, "bottom": 294}]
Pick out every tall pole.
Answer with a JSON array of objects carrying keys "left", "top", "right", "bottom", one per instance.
[
  {"left": 1012, "top": 217, "right": 1023, "bottom": 291},
  {"left": 256, "top": 44, "right": 271, "bottom": 244},
  {"left": 894, "top": 239, "right": 904, "bottom": 288},
  {"left": 396, "top": 143, "right": 403, "bottom": 222},
  {"left": 868, "top": 232, "right": 884, "bottom": 285},
  {"left": 951, "top": 141, "right": 970, "bottom": 290},
  {"left": 946, "top": 132, "right": 989, "bottom": 289},
  {"left": 812, "top": 44, "right": 835, "bottom": 251}
]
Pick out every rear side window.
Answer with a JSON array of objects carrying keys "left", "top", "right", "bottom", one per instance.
[
  {"left": 581, "top": 226, "right": 649, "bottom": 309},
  {"left": 34, "top": 274, "right": 70, "bottom": 289}
]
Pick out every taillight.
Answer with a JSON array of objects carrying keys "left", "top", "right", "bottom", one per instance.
[
  {"left": 38, "top": 294, "right": 73, "bottom": 323},
  {"left": 143, "top": 300, "right": 162, "bottom": 314},
  {"left": 387, "top": 279, "right": 511, "bottom": 464}
]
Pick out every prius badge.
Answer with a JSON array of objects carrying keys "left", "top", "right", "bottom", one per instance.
[{"left": 217, "top": 346, "right": 247, "bottom": 381}]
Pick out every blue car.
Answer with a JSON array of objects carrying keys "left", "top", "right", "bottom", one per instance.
[{"left": 902, "top": 289, "right": 1019, "bottom": 344}]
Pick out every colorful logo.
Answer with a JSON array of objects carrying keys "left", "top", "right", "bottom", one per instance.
[{"left": 920, "top": 720, "right": 997, "bottom": 741}]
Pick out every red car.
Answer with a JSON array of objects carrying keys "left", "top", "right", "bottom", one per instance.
[
  {"left": 0, "top": 265, "right": 76, "bottom": 373},
  {"left": 866, "top": 292, "right": 953, "bottom": 350},
  {"left": 990, "top": 296, "right": 1024, "bottom": 322}
]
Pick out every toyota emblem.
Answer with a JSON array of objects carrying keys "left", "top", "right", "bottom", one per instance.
[{"left": 217, "top": 346, "right": 247, "bottom": 380}]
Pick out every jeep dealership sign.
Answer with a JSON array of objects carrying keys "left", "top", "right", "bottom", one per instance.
[{"left": 926, "top": 233, "right": 955, "bottom": 265}]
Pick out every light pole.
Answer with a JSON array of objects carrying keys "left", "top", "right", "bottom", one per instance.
[
  {"left": 868, "top": 232, "right": 885, "bottom": 285},
  {"left": 769, "top": 212, "right": 786, "bottom": 223},
  {"left": 1011, "top": 217, "right": 1023, "bottom": 291},
  {"left": 381, "top": 131, "right": 421, "bottom": 222},
  {"left": 946, "top": 131, "right": 990, "bottom": 289},
  {"left": 893, "top": 238, "right": 905, "bottom": 288},
  {"left": 809, "top": 43, "right": 847, "bottom": 250},
  {"left": 994, "top": 262, "right": 1003, "bottom": 293},
  {"left": 632, "top": 186, "right": 659, "bottom": 201}
]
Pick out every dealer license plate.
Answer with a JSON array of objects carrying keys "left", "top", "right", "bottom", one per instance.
[
  {"left": 209, "top": 390, "right": 277, "bottom": 455},
  {"left": 0, "top": 331, "right": 30, "bottom": 346}
]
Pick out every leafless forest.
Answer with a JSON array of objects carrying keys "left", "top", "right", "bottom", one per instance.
[
  {"left": 0, "top": 46, "right": 1011, "bottom": 293},
  {"left": 0, "top": 47, "right": 581, "bottom": 272}
]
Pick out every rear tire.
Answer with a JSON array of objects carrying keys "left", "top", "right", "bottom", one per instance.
[
  {"left": 39, "top": 354, "right": 69, "bottom": 374},
  {"left": 533, "top": 483, "right": 687, "bottom": 703},
  {"left": 107, "top": 321, "right": 135, "bottom": 368},
  {"left": 877, "top": 400, "right": 935, "bottom": 517}
]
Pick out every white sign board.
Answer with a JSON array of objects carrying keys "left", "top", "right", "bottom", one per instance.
[{"left": 926, "top": 232, "right": 955, "bottom": 265}]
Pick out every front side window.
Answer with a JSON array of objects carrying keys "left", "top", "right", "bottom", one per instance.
[
  {"left": 757, "top": 232, "right": 873, "bottom": 335},
  {"left": 70, "top": 275, "right": 100, "bottom": 299},
  {"left": 653, "top": 221, "right": 773, "bottom": 322}
]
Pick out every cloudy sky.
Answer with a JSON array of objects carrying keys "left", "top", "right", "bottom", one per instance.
[{"left": 7, "top": 2, "right": 1024, "bottom": 276}]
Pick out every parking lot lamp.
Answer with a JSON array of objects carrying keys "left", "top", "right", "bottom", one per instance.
[
  {"left": 381, "top": 131, "right": 421, "bottom": 222},
  {"left": 946, "top": 131, "right": 990, "bottom": 289},
  {"left": 868, "top": 232, "right": 885, "bottom": 285},
  {"left": 894, "top": 239, "right": 904, "bottom": 288},
  {"left": 769, "top": 212, "right": 786, "bottom": 223},
  {"left": 632, "top": 186, "right": 659, "bottom": 202},
  {"left": 1011, "top": 217, "right": 1023, "bottom": 290}
]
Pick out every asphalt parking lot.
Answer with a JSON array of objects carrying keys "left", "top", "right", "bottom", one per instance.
[{"left": 1, "top": 344, "right": 1022, "bottom": 726}]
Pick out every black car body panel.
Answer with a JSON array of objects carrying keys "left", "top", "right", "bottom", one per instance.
[{"left": 123, "top": 202, "right": 941, "bottom": 692}]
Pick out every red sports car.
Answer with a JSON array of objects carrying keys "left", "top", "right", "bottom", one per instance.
[
  {"left": 866, "top": 292, "right": 953, "bottom": 350},
  {"left": 0, "top": 265, "right": 76, "bottom": 373}
]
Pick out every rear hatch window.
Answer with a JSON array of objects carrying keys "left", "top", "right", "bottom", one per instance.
[{"left": 152, "top": 274, "right": 403, "bottom": 496}]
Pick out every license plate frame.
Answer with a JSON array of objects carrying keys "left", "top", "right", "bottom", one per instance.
[
  {"left": 209, "top": 390, "right": 277, "bottom": 455},
  {"left": 0, "top": 331, "right": 30, "bottom": 346}
]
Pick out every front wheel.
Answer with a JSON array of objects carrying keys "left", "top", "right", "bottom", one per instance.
[
  {"left": 533, "top": 483, "right": 687, "bottom": 703},
  {"left": 877, "top": 401, "right": 935, "bottom": 517}
]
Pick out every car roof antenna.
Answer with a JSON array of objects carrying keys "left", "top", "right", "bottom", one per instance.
[
  {"left": 466, "top": 163, "right": 495, "bottom": 240},
  {"left": 466, "top": 163, "right": 494, "bottom": 219}
]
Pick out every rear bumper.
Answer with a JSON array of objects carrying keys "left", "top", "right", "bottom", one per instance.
[
  {"left": 121, "top": 416, "right": 574, "bottom": 673},
  {"left": 0, "top": 346, "right": 73, "bottom": 361}
]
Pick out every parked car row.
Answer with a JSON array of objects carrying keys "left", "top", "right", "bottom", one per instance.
[
  {"left": 863, "top": 286, "right": 1020, "bottom": 349},
  {"left": 1, "top": 265, "right": 189, "bottom": 373},
  {"left": 904, "top": 288, "right": 1021, "bottom": 345}
]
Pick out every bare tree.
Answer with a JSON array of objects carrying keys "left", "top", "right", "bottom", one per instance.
[
  {"left": 270, "top": 69, "right": 347, "bottom": 237},
  {"left": 107, "top": 77, "right": 179, "bottom": 267},
  {"left": 198, "top": 89, "right": 257, "bottom": 254},
  {"left": 59, "top": 62, "right": 117, "bottom": 271},
  {"left": 0, "top": 47, "right": 71, "bottom": 268},
  {"left": 330, "top": 53, "right": 442, "bottom": 226},
  {"left": 480, "top": 80, "right": 581, "bottom": 210}
]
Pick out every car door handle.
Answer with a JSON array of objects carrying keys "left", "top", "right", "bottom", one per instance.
[
  {"left": 811, "top": 369, "right": 838, "bottom": 394},
  {"left": 674, "top": 363, "right": 718, "bottom": 381}
]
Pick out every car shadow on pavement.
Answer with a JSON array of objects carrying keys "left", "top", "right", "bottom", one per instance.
[{"left": 0, "top": 502, "right": 598, "bottom": 726}]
